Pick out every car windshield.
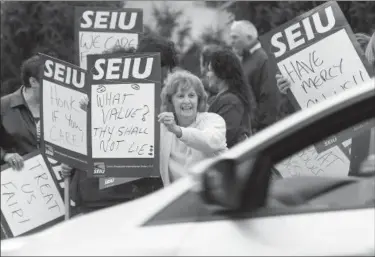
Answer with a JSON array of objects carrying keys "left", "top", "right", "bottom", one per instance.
[{"left": 267, "top": 101, "right": 375, "bottom": 210}]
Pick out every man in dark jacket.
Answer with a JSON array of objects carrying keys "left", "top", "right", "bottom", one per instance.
[{"left": 230, "top": 20, "right": 280, "bottom": 132}]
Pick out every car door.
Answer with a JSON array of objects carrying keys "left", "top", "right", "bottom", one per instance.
[{"left": 170, "top": 83, "right": 375, "bottom": 255}]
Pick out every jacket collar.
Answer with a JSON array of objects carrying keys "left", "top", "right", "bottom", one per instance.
[
  {"left": 242, "top": 41, "right": 262, "bottom": 59},
  {"left": 10, "top": 86, "right": 26, "bottom": 108}
]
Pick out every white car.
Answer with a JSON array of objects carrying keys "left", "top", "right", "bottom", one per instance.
[{"left": 1, "top": 79, "right": 375, "bottom": 256}]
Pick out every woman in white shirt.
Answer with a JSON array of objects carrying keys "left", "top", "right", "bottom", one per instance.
[{"left": 158, "top": 70, "right": 228, "bottom": 185}]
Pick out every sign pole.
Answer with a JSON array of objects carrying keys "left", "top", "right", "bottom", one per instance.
[{"left": 64, "top": 177, "right": 70, "bottom": 220}]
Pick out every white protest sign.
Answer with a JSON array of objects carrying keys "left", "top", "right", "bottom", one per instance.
[
  {"left": 87, "top": 53, "right": 161, "bottom": 178},
  {"left": 275, "top": 145, "right": 350, "bottom": 178},
  {"left": 277, "top": 29, "right": 371, "bottom": 108},
  {"left": 91, "top": 83, "right": 154, "bottom": 158},
  {"left": 1, "top": 154, "right": 65, "bottom": 237},
  {"left": 40, "top": 54, "right": 89, "bottom": 171},
  {"left": 43, "top": 81, "right": 87, "bottom": 155},
  {"left": 75, "top": 8, "right": 143, "bottom": 70},
  {"left": 259, "top": 2, "right": 374, "bottom": 154}
]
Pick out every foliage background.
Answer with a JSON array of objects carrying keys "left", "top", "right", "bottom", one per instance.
[{"left": 1, "top": 1, "right": 374, "bottom": 96}]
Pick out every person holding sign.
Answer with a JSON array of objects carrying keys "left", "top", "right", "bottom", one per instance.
[
  {"left": 1, "top": 55, "right": 44, "bottom": 169},
  {"left": 158, "top": 70, "right": 228, "bottom": 185},
  {"left": 206, "top": 48, "right": 255, "bottom": 148}
]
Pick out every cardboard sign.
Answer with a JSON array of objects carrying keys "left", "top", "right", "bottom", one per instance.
[
  {"left": 75, "top": 7, "right": 143, "bottom": 70},
  {"left": 87, "top": 52, "right": 161, "bottom": 178},
  {"left": 259, "top": 1, "right": 374, "bottom": 153},
  {"left": 39, "top": 53, "right": 89, "bottom": 171},
  {"left": 1, "top": 152, "right": 65, "bottom": 238},
  {"left": 275, "top": 144, "right": 350, "bottom": 178}
]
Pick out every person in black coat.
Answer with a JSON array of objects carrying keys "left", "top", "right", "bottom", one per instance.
[
  {"left": 206, "top": 48, "right": 256, "bottom": 148},
  {"left": 230, "top": 20, "right": 280, "bottom": 132}
]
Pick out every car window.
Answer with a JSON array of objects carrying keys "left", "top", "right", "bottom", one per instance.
[
  {"left": 269, "top": 117, "right": 375, "bottom": 210},
  {"left": 273, "top": 117, "right": 375, "bottom": 178}
]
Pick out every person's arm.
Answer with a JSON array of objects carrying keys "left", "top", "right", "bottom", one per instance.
[
  {"left": 0, "top": 147, "right": 7, "bottom": 163},
  {"left": 178, "top": 113, "right": 227, "bottom": 153},
  {"left": 0, "top": 118, "right": 10, "bottom": 161},
  {"left": 0, "top": 120, "right": 24, "bottom": 169}
]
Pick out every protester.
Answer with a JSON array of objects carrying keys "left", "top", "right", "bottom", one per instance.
[
  {"left": 230, "top": 20, "right": 280, "bottom": 132},
  {"left": 199, "top": 44, "right": 224, "bottom": 105},
  {"left": 0, "top": 55, "right": 44, "bottom": 169},
  {"left": 206, "top": 48, "right": 254, "bottom": 148},
  {"left": 159, "top": 70, "right": 227, "bottom": 185}
]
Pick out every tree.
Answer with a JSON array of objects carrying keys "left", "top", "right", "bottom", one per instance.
[
  {"left": 1, "top": 1, "right": 124, "bottom": 96},
  {"left": 150, "top": 2, "right": 192, "bottom": 54},
  {"left": 199, "top": 26, "right": 227, "bottom": 46}
]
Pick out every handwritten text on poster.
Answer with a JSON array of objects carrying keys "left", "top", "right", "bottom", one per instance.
[{"left": 1, "top": 155, "right": 64, "bottom": 237}]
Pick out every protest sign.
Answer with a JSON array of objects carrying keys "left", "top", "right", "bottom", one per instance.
[
  {"left": 260, "top": 1, "right": 374, "bottom": 153},
  {"left": 39, "top": 53, "right": 89, "bottom": 171},
  {"left": 87, "top": 52, "right": 161, "bottom": 178},
  {"left": 1, "top": 151, "right": 65, "bottom": 239},
  {"left": 75, "top": 7, "right": 143, "bottom": 70},
  {"left": 274, "top": 144, "right": 350, "bottom": 178}
]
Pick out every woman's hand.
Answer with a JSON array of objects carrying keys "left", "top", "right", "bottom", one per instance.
[
  {"left": 61, "top": 163, "right": 74, "bottom": 178},
  {"left": 79, "top": 95, "right": 89, "bottom": 112},
  {"left": 276, "top": 73, "right": 291, "bottom": 94},
  {"left": 158, "top": 112, "right": 182, "bottom": 137},
  {"left": 4, "top": 153, "right": 24, "bottom": 170}
]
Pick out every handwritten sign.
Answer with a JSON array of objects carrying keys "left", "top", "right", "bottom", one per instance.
[
  {"left": 75, "top": 7, "right": 143, "bottom": 70},
  {"left": 39, "top": 53, "right": 89, "bottom": 171},
  {"left": 277, "top": 31, "right": 371, "bottom": 108},
  {"left": 275, "top": 145, "right": 350, "bottom": 178},
  {"left": 260, "top": 1, "right": 374, "bottom": 153},
  {"left": 1, "top": 152, "right": 64, "bottom": 238},
  {"left": 87, "top": 52, "right": 161, "bottom": 178}
]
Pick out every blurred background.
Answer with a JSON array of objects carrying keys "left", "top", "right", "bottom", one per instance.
[{"left": 1, "top": 1, "right": 375, "bottom": 96}]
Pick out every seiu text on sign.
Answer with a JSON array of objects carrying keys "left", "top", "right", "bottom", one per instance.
[
  {"left": 271, "top": 6, "right": 335, "bottom": 59},
  {"left": 79, "top": 9, "right": 143, "bottom": 33},
  {"left": 92, "top": 56, "right": 157, "bottom": 81},
  {"left": 44, "top": 60, "right": 86, "bottom": 89}
]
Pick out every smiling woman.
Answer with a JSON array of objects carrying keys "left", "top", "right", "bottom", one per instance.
[{"left": 158, "top": 70, "right": 228, "bottom": 186}]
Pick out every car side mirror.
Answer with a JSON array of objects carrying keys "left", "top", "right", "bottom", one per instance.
[{"left": 200, "top": 159, "right": 241, "bottom": 210}]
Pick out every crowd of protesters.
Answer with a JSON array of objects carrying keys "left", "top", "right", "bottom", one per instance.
[{"left": 1, "top": 19, "right": 375, "bottom": 217}]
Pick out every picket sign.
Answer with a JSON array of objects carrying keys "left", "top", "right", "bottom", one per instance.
[
  {"left": 260, "top": 1, "right": 374, "bottom": 177},
  {"left": 1, "top": 152, "right": 65, "bottom": 239}
]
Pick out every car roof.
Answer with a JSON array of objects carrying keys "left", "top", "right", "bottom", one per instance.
[{"left": 191, "top": 78, "right": 375, "bottom": 174}]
